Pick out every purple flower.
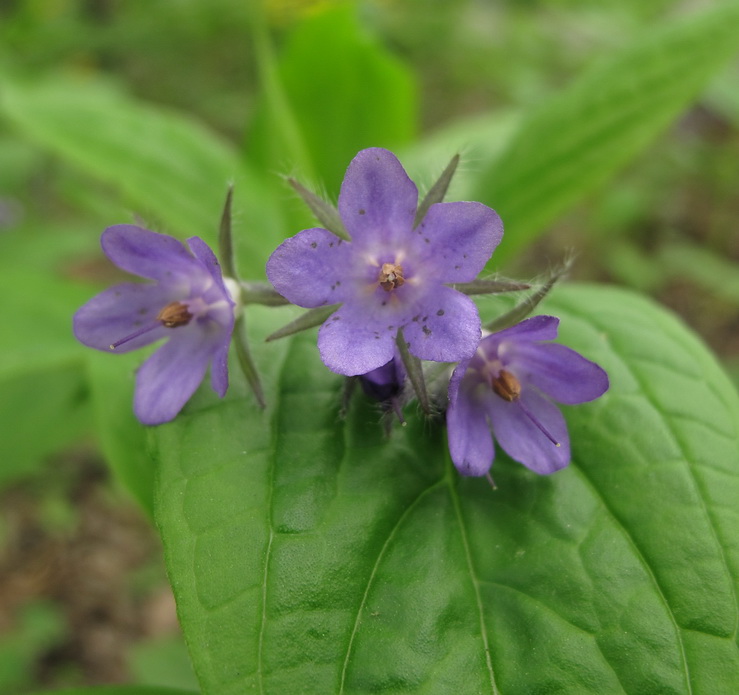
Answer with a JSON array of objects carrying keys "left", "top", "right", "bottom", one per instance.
[
  {"left": 446, "top": 316, "right": 608, "bottom": 476},
  {"left": 266, "top": 148, "right": 503, "bottom": 375},
  {"left": 359, "top": 355, "right": 406, "bottom": 404},
  {"left": 73, "top": 225, "right": 235, "bottom": 425}
]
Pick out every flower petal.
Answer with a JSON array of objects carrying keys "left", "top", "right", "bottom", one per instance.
[
  {"left": 486, "top": 388, "right": 570, "bottom": 474},
  {"left": 492, "top": 315, "right": 560, "bottom": 344},
  {"left": 360, "top": 357, "right": 405, "bottom": 402},
  {"left": 413, "top": 201, "right": 503, "bottom": 282},
  {"left": 187, "top": 236, "right": 236, "bottom": 310},
  {"left": 266, "top": 228, "right": 350, "bottom": 308},
  {"left": 508, "top": 342, "right": 610, "bottom": 404},
  {"left": 209, "top": 337, "right": 230, "bottom": 398},
  {"left": 134, "top": 326, "right": 219, "bottom": 425},
  {"left": 102, "top": 225, "right": 205, "bottom": 285},
  {"left": 338, "top": 148, "right": 418, "bottom": 247},
  {"left": 73, "top": 282, "right": 174, "bottom": 352},
  {"left": 447, "top": 364, "right": 495, "bottom": 476},
  {"left": 317, "top": 305, "right": 396, "bottom": 376},
  {"left": 402, "top": 285, "right": 481, "bottom": 363}
]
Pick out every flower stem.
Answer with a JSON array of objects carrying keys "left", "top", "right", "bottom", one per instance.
[
  {"left": 288, "top": 178, "right": 350, "bottom": 241},
  {"left": 233, "top": 314, "right": 265, "bottom": 408},
  {"left": 414, "top": 154, "right": 460, "bottom": 227},
  {"left": 266, "top": 304, "right": 340, "bottom": 342},
  {"left": 395, "top": 329, "right": 431, "bottom": 415},
  {"left": 218, "top": 184, "right": 239, "bottom": 280},
  {"left": 239, "top": 282, "right": 290, "bottom": 307}
]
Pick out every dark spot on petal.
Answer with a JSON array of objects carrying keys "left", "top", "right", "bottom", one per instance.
[
  {"left": 336, "top": 280, "right": 341, "bottom": 286},
  {"left": 311, "top": 241, "right": 317, "bottom": 249},
  {"left": 332, "top": 316, "right": 341, "bottom": 321},
  {"left": 387, "top": 325, "right": 394, "bottom": 330},
  {"left": 437, "top": 309, "right": 445, "bottom": 316},
  {"left": 138, "top": 308, "right": 148, "bottom": 315},
  {"left": 133, "top": 320, "right": 142, "bottom": 327},
  {"left": 422, "top": 325, "right": 432, "bottom": 336},
  {"left": 463, "top": 253, "right": 468, "bottom": 258},
  {"left": 114, "top": 291, "right": 121, "bottom": 297},
  {"left": 424, "top": 237, "right": 430, "bottom": 243},
  {"left": 329, "top": 242, "right": 334, "bottom": 247},
  {"left": 358, "top": 209, "right": 366, "bottom": 215},
  {"left": 381, "top": 300, "right": 387, "bottom": 306},
  {"left": 412, "top": 315, "right": 420, "bottom": 322},
  {"left": 331, "top": 284, "right": 336, "bottom": 290}
]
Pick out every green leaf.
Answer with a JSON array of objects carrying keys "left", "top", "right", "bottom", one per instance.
[
  {"left": 154, "top": 289, "right": 739, "bottom": 693},
  {"left": 0, "top": 74, "right": 284, "bottom": 278},
  {"left": 26, "top": 687, "right": 198, "bottom": 695},
  {"left": 248, "top": 3, "right": 417, "bottom": 193},
  {"left": 473, "top": 4, "right": 739, "bottom": 267}
]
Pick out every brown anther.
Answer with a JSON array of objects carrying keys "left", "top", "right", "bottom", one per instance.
[
  {"left": 491, "top": 369, "right": 521, "bottom": 402},
  {"left": 156, "top": 301, "right": 193, "bottom": 328},
  {"left": 378, "top": 262, "right": 405, "bottom": 291}
]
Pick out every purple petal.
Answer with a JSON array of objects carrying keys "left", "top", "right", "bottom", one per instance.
[
  {"left": 209, "top": 336, "right": 230, "bottom": 397},
  {"left": 360, "top": 357, "right": 405, "bottom": 402},
  {"left": 134, "top": 326, "right": 219, "bottom": 425},
  {"left": 491, "top": 315, "right": 560, "bottom": 344},
  {"left": 266, "top": 228, "right": 350, "bottom": 308},
  {"left": 413, "top": 201, "right": 503, "bottom": 282},
  {"left": 317, "top": 305, "right": 396, "bottom": 375},
  {"left": 402, "top": 286, "right": 481, "bottom": 363},
  {"left": 338, "top": 148, "right": 418, "bottom": 247},
  {"left": 447, "top": 363, "right": 495, "bottom": 476},
  {"left": 102, "top": 225, "right": 205, "bottom": 285},
  {"left": 507, "top": 342, "right": 609, "bottom": 405},
  {"left": 486, "top": 388, "right": 570, "bottom": 474},
  {"left": 73, "top": 282, "right": 174, "bottom": 352},
  {"left": 187, "top": 236, "right": 236, "bottom": 311}
]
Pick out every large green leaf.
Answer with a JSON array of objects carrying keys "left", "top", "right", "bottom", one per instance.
[
  {"left": 27, "top": 688, "right": 197, "bottom": 695},
  {"left": 472, "top": 4, "right": 739, "bottom": 267},
  {"left": 0, "top": 75, "right": 283, "bottom": 278},
  {"left": 153, "top": 287, "right": 739, "bottom": 693}
]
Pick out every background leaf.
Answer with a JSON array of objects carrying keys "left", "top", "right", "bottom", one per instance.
[
  {"left": 473, "top": 3, "right": 739, "bottom": 267},
  {"left": 153, "top": 288, "right": 739, "bottom": 693},
  {"left": 247, "top": 3, "right": 417, "bottom": 193},
  {"left": 0, "top": 74, "right": 284, "bottom": 279},
  {"left": 0, "top": 262, "right": 91, "bottom": 485}
]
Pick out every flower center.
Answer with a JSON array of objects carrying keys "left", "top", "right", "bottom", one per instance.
[
  {"left": 156, "top": 301, "right": 193, "bottom": 327},
  {"left": 491, "top": 369, "right": 521, "bottom": 402},
  {"left": 109, "top": 301, "right": 195, "bottom": 350},
  {"left": 378, "top": 262, "right": 405, "bottom": 292}
]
